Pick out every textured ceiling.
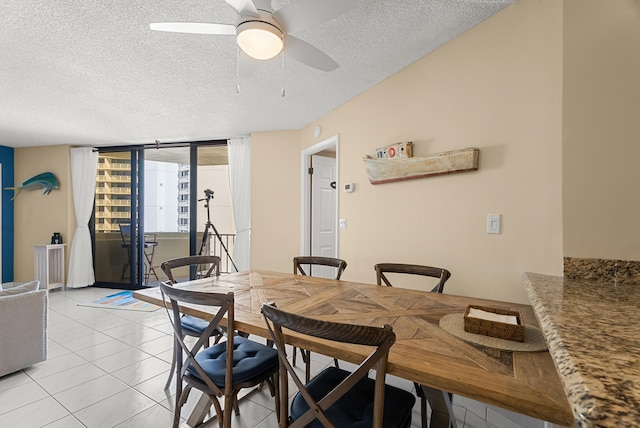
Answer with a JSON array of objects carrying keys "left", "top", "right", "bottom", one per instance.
[{"left": 1, "top": 0, "right": 514, "bottom": 148}]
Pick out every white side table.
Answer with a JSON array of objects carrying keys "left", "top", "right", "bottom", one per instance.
[{"left": 33, "top": 244, "right": 66, "bottom": 291}]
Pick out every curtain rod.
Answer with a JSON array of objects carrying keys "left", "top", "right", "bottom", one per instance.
[{"left": 92, "top": 139, "right": 228, "bottom": 152}]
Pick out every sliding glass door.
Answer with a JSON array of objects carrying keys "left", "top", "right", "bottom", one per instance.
[
  {"left": 93, "top": 150, "right": 144, "bottom": 288},
  {"left": 92, "top": 141, "right": 231, "bottom": 289}
]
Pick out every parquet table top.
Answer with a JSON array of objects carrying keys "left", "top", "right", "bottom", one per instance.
[{"left": 134, "top": 270, "right": 573, "bottom": 426}]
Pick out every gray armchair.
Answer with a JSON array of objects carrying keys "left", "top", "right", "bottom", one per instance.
[{"left": 0, "top": 281, "right": 48, "bottom": 377}]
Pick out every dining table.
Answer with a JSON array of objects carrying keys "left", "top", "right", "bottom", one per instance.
[{"left": 133, "top": 269, "right": 574, "bottom": 427}]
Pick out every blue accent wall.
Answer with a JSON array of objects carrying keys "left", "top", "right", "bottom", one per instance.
[{"left": 0, "top": 146, "right": 14, "bottom": 282}]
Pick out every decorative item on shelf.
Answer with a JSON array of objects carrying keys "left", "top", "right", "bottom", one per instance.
[
  {"left": 363, "top": 147, "right": 479, "bottom": 185},
  {"left": 463, "top": 305, "right": 525, "bottom": 342},
  {"left": 51, "top": 233, "right": 63, "bottom": 245},
  {"left": 376, "top": 141, "right": 413, "bottom": 159},
  {"left": 5, "top": 172, "right": 60, "bottom": 200}
]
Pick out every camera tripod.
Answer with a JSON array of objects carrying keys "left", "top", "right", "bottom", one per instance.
[{"left": 198, "top": 189, "right": 237, "bottom": 272}]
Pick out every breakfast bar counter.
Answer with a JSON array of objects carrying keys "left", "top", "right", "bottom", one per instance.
[{"left": 523, "top": 272, "right": 640, "bottom": 427}]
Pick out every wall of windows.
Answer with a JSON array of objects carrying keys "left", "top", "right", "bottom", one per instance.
[{"left": 92, "top": 142, "right": 233, "bottom": 288}]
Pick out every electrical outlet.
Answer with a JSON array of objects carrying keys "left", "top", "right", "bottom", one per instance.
[{"left": 339, "top": 219, "right": 347, "bottom": 230}]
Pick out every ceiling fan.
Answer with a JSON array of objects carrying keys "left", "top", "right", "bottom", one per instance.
[{"left": 150, "top": 0, "right": 358, "bottom": 72}]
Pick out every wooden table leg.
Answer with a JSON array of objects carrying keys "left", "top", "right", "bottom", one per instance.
[
  {"left": 185, "top": 386, "right": 267, "bottom": 427},
  {"left": 419, "top": 384, "right": 458, "bottom": 428},
  {"left": 186, "top": 393, "right": 211, "bottom": 427}
]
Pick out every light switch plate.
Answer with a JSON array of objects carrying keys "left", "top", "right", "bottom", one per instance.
[{"left": 487, "top": 214, "right": 501, "bottom": 234}]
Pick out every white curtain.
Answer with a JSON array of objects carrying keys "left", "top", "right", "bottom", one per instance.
[
  {"left": 227, "top": 137, "right": 251, "bottom": 272},
  {"left": 67, "top": 147, "right": 99, "bottom": 288}
]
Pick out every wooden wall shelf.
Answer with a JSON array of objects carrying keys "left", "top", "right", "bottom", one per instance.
[{"left": 363, "top": 147, "right": 479, "bottom": 185}]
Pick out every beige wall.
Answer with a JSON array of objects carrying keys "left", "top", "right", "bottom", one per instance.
[
  {"left": 251, "top": 0, "right": 564, "bottom": 303},
  {"left": 563, "top": 0, "right": 640, "bottom": 259},
  {"left": 14, "top": 145, "right": 74, "bottom": 282},
  {"left": 251, "top": 131, "right": 302, "bottom": 274}
]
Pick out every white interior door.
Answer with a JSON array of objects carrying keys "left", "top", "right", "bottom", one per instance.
[
  {"left": 300, "top": 135, "right": 339, "bottom": 279},
  {"left": 310, "top": 155, "right": 337, "bottom": 279}
]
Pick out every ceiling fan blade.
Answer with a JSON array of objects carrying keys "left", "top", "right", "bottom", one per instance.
[
  {"left": 274, "top": 0, "right": 358, "bottom": 33},
  {"left": 149, "top": 22, "right": 236, "bottom": 35},
  {"left": 284, "top": 35, "right": 339, "bottom": 72},
  {"left": 224, "top": 0, "right": 260, "bottom": 18}
]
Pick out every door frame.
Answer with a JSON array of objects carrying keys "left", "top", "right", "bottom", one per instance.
[{"left": 300, "top": 134, "right": 339, "bottom": 257}]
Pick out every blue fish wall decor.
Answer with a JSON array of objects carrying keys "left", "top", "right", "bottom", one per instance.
[{"left": 5, "top": 172, "right": 60, "bottom": 200}]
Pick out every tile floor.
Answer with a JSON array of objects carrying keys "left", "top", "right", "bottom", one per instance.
[{"left": 0, "top": 286, "right": 548, "bottom": 427}]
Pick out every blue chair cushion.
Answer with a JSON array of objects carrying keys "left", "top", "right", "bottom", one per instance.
[
  {"left": 180, "top": 315, "right": 209, "bottom": 335},
  {"left": 187, "top": 336, "right": 278, "bottom": 385},
  {"left": 291, "top": 366, "right": 415, "bottom": 428}
]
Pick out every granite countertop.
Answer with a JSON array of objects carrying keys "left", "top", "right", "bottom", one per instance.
[{"left": 523, "top": 272, "right": 640, "bottom": 427}]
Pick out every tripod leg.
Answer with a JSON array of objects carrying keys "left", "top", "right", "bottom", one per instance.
[
  {"left": 208, "top": 221, "right": 237, "bottom": 272},
  {"left": 198, "top": 223, "right": 210, "bottom": 256}
]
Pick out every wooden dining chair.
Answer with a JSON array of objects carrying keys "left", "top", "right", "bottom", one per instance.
[
  {"left": 374, "top": 262, "right": 456, "bottom": 428},
  {"left": 293, "top": 256, "right": 347, "bottom": 280},
  {"left": 374, "top": 263, "right": 451, "bottom": 293},
  {"left": 292, "top": 256, "right": 347, "bottom": 382},
  {"left": 160, "top": 283, "right": 279, "bottom": 428},
  {"left": 160, "top": 255, "right": 222, "bottom": 390},
  {"left": 262, "top": 303, "right": 415, "bottom": 428},
  {"left": 161, "top": 254, "right": 221, "bottom": 283}
]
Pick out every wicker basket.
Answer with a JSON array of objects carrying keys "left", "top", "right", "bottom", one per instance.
[{"left": 463, "top": 305, "right": 525, "bottom": 342}]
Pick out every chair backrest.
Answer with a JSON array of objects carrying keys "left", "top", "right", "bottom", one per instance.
[
  {"left": 119, "top": 224, "right": 131, "bottom": 248},
  {"left": 262, "top": 303, "right": 395, "bottom": 428},
  {"left": 159, "top": 282, "right": 235, "bottom": 398},
  {"left": 143, "top": 233, "right": 157, "bottom": 245},
  {"left": 161, "top": 255, "right": 221, "bottom": 284},
  {"left": 293, "top": 256, "right": 348, "bottom": 280},
  {"left": 374, "top": 263, "right": 451, "bottom": 293}
]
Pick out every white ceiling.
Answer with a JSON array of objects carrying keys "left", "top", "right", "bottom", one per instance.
[{"left": 1, "top": 0, "right": 514, "bottom": 148}]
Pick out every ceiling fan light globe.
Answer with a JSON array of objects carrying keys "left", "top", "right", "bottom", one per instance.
[{"left": 236, "top": 21, "right": 283, "bottom": 60}]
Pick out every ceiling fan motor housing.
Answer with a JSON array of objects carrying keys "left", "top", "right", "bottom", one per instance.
[{"left": 235, "top": 10, "right": 285, "bottom": 60}]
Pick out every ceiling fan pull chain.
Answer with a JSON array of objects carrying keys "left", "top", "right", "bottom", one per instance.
[
  {"left": 281, "top": 51, "right": 286, "bottom": 97},
  {"left": 236, "top": 46, "right": 241, "bottom": 94}
]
